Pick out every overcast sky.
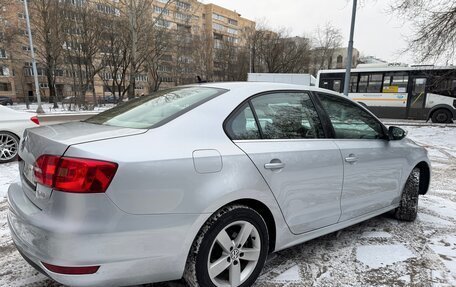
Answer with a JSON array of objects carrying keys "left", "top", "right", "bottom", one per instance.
[{"left": 204, "top": 0, "right": 416, "bottom": 64}]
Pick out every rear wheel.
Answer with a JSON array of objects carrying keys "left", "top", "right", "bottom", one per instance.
[
  {"left": 431, "top": 108, "right": 453, "bottom": 123},
  {"left": 184, "top": 205, "right": 269, "bottom": 287},
  {"left": 395, "top": 168, "right": 420, "bottom": 221},
  {"left": 0, "top": 132, "right": 19, "bottom": 163}
]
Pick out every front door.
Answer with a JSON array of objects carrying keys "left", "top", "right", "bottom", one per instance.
[
  {"left": 317, "top": 93, "right": 404, "bottom": 221},
  {"left": 226, "top": 91, "right": 344, "bottom": 234},
  {"left": 407, "top": 77, "right": 427, "bottom": 119}
]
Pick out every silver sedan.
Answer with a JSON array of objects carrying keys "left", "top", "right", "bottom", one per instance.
[{"left": 8, "top": 82, "right": 430, "bottom": 287}]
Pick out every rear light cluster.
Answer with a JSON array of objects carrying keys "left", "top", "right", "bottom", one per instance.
[{"left": 34, "top": 155, "right": 118, "bottom": 193}]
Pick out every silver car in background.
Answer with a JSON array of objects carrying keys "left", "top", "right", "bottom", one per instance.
[{"left": 8, "top": 83, "right": 430, "bottom": 287}]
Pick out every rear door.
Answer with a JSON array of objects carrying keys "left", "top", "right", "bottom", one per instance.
[
  {"left": 316, "top": 93, "right": 405, "bottom": 221},
  {"left": 226, "top": 91, "right": 344, "bottom": 234}
]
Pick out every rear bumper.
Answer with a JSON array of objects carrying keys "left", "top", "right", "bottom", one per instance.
[{"left": 7, "top": 182, "right": 210, "bottom": 287}]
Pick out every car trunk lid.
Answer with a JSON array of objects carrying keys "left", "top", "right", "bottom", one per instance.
[{"left": 18, "top": 121, "right": 146, "bottom": 209}]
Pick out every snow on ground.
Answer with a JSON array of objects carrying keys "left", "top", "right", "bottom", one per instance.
[{"left": 0, "top": 124, "right": 455, "bottom": 287}]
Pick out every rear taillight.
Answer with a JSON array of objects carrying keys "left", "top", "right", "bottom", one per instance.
[
  {"left": 30, "top": 116, "right": 40, "bottom": 125},
  {"left": 34, "top": 155, "right": 117, "bottom": 193},
  {"left": 35, "top": 155, "right": 60, "bottom": 187}
]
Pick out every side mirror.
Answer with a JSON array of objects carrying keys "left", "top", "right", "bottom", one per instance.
[{"left": 388, "top": 126, "right": 407, "bottom": 140}]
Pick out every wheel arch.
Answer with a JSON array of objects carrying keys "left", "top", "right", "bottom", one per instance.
[
  {"left": 227, "top": 198, "right": 277, "bottom": 253},
  {"left": 427, "top": 104, "right": 456, "bottom": 121},
  {"left": 0, "top": 130, "right": 20, "bottom": 139},
  {"left": 415, "top": 161, "right": 431, "bottom": 195}
]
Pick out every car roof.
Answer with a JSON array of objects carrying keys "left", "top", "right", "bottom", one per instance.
[{"left": 189, "top": 81, "right": 342, "bottom": 97}]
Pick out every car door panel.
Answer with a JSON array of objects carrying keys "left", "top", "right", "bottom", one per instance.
[
  {"left": 316, "top": 93, "right": 405, "bottom": 222},
  {"left": 235, "top": 140, "right": 343, "bottom": 234},
  {"left": 334, "top": 140, "right": 404, "bottom": 221}
]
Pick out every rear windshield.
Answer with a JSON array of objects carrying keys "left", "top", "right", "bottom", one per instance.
[{"left": 85, "top": 87, "right": 227, "bottom": 129}]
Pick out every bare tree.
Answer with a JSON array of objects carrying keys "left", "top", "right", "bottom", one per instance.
[
  {"left": 311, "top": 23, "right": 343, "bottom": 74},
  {"left": 391, "top": 0, "right": 456, "bottom": 63},
  {"left": 98, "top": 15, "right": 131, "bottom": 102},
  {"left": 191, "top": 33, "right": 213, "bottom": 82},
  {"left": 61, "top": 1, "right": 106, "bottom": 109},
  {"left": 251, "top": 26, "right": 312, "bottom": 74}
]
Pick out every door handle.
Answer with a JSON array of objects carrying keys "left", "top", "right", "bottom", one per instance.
[
  {"left": 345, "top": 154, "right": 358, "bottom": 163},
  {"left": 264, "top": 161, "right": 285, "bottom": 170}
]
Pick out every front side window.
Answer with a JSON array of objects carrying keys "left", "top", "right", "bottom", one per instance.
[
  {"left": 250, "top": 92, "right": 325, "bottom": 139},
  {"left": 85, "top": 87, "right": 226, "bottom": 129},
  {"left": 318, "top": 93, "right": 385, "bottom": 140}
]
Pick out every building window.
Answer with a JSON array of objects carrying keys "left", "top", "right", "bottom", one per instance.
[
  {"left": 96, "top": 3, "right": 118, "bottom": 15},
  {"left": 0, "top": 66, "right": 10, "bottom": 76},
  {"left": 213, "top": 33, "right": 223, "bottom": 40},
  {"left": 227, "top": 27, "right": 238, "bottom": 35},
  {"left": 0, "top": 83, "right": 12, "bottom": 91},
  {"left": 176, "top": 1, "right": 191, "bottom": 10},
  {"left": 228, "top": 18, "right": 238, "bottom": 25},
  {"left": 227, "top": 36, "right": 239, "bottom": 44},
  {"left": 0, "top": 48, "right": 7, "bottom": 58},
  {"left": 213, "top": 23, "right": 224, "bottom": 31},
  {"left": 39, "top": 83, "right": 49, "bottom": 89},
  {"left": 175, "top": 12, "right": 190, "bottom": 21},
  {"left": 154, "top": 6, "right": 169, "bottom": 16},
  {"left": 22, "top": 46, "right": 31, "bottom": 51},
  {"left": 213, "top": 13, "right": 226, "bottom": 21},
  {"left": 337, "top": 55, "right": 343, "bottom": 63},
  {"left": 156, "top": 19, "right": 171, "bottom": 28}
]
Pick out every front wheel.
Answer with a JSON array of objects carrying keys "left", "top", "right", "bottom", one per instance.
[
  {"left": 0, "top": 132, "right": 20, "bottom": 163},
  {"left": 184, "top": 205, "right": 269, "bottom": 287},
  {"left": 395, "top": 168, "right": 420, "bottom": 221}
]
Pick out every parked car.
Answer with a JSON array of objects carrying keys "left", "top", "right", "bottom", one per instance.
[
  {"left": 0, "top": 106, "right": 39, "bottom": 163},
  {"left": 8, "top": 83, "right": 430, "bottom": 287},
  {"left": 0, "top": 96, "right": 14, "bottom": 106}
]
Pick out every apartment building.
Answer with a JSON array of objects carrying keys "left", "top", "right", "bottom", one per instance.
[{"left": 0, "top": 0, "right": 256, "bottom": 103}]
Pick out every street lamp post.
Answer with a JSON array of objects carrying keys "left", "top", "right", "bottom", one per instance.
[
  {"left": 23, "top": 0, "right": 44, "bottom": 113},
  {"left": 343, "top": 0, "right": 358, "bottom": 96}
]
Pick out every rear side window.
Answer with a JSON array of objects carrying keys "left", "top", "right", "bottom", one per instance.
[
  {"left": 85, "top": 87, "right": 226, "bottom": 129},
  {"left": 226, "top": 91, "right": 325, "bottom": 140},
  {"left": 225, "top": 103, "right": 260, "bottom": 140}
]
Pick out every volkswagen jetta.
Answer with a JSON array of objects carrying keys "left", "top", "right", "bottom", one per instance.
[{"left": 8, "top": 82, "right": 430, "bottom": 287}]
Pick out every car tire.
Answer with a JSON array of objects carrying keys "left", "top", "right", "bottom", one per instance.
[
  {"left": 394, "top": 168, "right": 420, "bottom": 221},
  {"left": 184, "top": 205, "right": 269, "bottom": 287},
  {"left": 0, "top": 131, "right": 20, "bottom": 164},
  {"left": 431, "top": 108, "right": 453, "bottom": 123}
]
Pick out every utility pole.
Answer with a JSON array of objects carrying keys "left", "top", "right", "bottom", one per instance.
[
  {"left": 24, "top": 0, "right": 44, "bottom": 113},
  {"left": 343, "top": 0, "right": 358, "bottom": 96}
]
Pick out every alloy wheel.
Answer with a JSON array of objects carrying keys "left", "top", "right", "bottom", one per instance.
[
  {"left": 207, "top": 220, "right": 261, "bottom": 287},
  {"left": 0, "top": 133, "right": 19, "bottom": 162}
]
